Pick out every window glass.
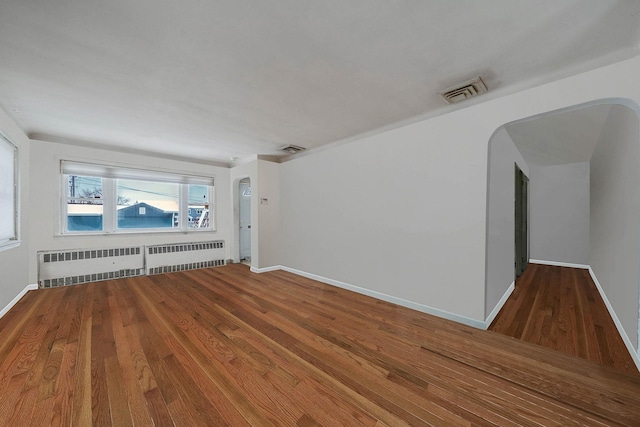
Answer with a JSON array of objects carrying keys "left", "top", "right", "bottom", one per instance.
[
  {"left": 187, "top": 184, "right": 211, "bottom": 229},
  {"left": 116, "top": 180, "right": 179, "bottom": 229},
  {"left": 66, "top": 175, "right": 103, "bottom": 232}
]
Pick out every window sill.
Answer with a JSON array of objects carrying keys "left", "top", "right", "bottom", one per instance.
[
  {"left": 0, "top": 240, "right": 21, "bottom": 252},
  {"left": 55, "top": 228, "right": 216, "bottom": 238}
]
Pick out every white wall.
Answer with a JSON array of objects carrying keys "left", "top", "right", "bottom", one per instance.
[
  {"left": 28, "top": 139, "right": 232, "bottom": 284},
  {"left": 229, "top": 158, "right": 281, "bottom": 269},
  {"left": 485, "top": 128, "right": 529, "bottom": 319},
  {"left": 590, "top": 104, "right": 639, "bottom": 350},
  {"left": 530, "top": 162, "right": 590, "bottom": 265},
  {"left": 279, "top": 113, "right": 490, "bottom": 323},
  {"left": 257, "top": 160, "right": 280, "bottom": 269},
  {"left": 275, "top": 55, "right": 640, "bottom": 326},
  {"left": 0, "top": 106, "right": 31, "bottom": 311}
]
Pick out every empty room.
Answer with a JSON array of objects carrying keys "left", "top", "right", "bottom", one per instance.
[{"left": 1, "top": 1, "right": 640, "bottom": 425}]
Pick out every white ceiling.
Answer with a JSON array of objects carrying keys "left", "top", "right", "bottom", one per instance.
[
  {"left": 0, "top": 1, "right": 639, "bottom": 165},
  {"left": 505, "top": 104, "right": 612, "bottom": 167}
]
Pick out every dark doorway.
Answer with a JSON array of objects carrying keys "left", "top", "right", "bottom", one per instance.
[{"left": 515, "top": 164, "right": 529, "bottom": 277}]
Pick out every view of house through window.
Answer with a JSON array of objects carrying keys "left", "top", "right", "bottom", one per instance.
[
  {"left": 116, "top": 179, "right": 179, "bottom": 229},
  {"left": 62, "top": 162, "right": 215, "bottom": 234}
]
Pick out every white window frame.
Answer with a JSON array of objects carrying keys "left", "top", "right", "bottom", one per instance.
[
  {"left": 60, "top": 161, "right": 215, "bottom": 235},
  {"left": 0, "top": 131, "right": 18, "bottom": 250}
]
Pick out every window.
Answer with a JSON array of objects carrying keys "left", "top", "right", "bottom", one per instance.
[
  {"left": 0, "top": 133, "right": 17, "bottom": 248},
  {"left": 66, "top": 175, "right": 103, "bottom": 232},
  {"left": 62, "top": 161, "right": 214, "bottom": 234}
]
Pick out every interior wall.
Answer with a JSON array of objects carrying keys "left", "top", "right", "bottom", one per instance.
[
  {"left": 0, "top": 106, "right": 30, "bottom": 309},
  {"left": 485, "top": 128, "right": 529, "bottom": 318},
  {"left": 276, "top": 55, "right": 640, "bottom": 325},
  {"left": 590, "top": 104, "right": 640, "bottom": 350},
  {"left": 27, "top": 139, "right": 232, "bottom": 284},
  {"left": 279, "top": 111, "right": 492, "bottom": 323},
  {"left": 529, "top": 162, "right": 590, "bottom": 265},
  {"left": 257, "top": 160, "right": 280, "bottom": 269}
]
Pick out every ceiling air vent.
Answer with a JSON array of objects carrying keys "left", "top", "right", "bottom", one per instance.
[
  {"left": 440, "top": 77, "right": 487, "bottom": 104},
  {"left": 279, "top": 144, "right": 306, "bottom": 154}
]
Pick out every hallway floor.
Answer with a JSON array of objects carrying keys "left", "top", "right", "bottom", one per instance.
[{"left": 489, "top": 263, "right": 638, "bottom": 374}]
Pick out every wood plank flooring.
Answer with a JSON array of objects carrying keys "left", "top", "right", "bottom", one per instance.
[
  {"left": 1, "top": 263, "right": 640, "bottom": 425},
  {"left": 489, "top": 263, "right": 638, "bottom": 374}
]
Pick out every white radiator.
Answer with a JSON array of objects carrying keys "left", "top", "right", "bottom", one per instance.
[
  {"left": 38, "top": 246, "right": 145, "bottom": 288},
  {"left": 145, "top": 240, "right": 225, "bottom": 275},
  {"left": 37, "top": 240, "right": 226, "bottom": 289}
]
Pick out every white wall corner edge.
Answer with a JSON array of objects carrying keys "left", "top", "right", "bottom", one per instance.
[
  {"left": 251, "top": 265, "right": 486, "bottom": 329},
  {"left": 529, "top": 259, "right": 590, "bottom": 269},
  {"left": 0, "top": 283, "right": 38, "bottom": 319},
  {"left": 484, "top": 281, "right": 515, "bottom": 330},
  {"left": 588, "top": 267, "right": 640, "bottom": 371}
]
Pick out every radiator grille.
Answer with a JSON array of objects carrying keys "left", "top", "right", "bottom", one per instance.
[
  {"left": 147, "top": 241, "right": 223, "bottom": 255},
  {"left": 43, "top": 247, "right": 141, "bottom": 263},
  {"left": 148, "top": 259, "right": 226, "bottom": 275},
  {"left": 41, "top": 269, "right": 143, "bottom": 289},
  {"left": 146, "top": 240, "right": 226, "bottom": 276}
]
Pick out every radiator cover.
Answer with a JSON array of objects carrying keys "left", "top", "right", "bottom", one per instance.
[
  {"left": 37, "top": 240, "right": 226, "bottom": 289},
  {"left": 38, "top": 246, "right": 144, "bottom": 288},
  {"left": 145, "top": 241, "right": 226, "bottom": 275}
]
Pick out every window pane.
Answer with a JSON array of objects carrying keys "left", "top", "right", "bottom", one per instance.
[
  {"left": 0, "top": 138, "right": 16, "bottom": 241},
  {"left": 66, "top": 175, "right": 103, "bottom": 232},
  {"left": 117, "top": 179, "right": 178, "bottom": 229},
  {"left": 187, "top": 184, "right": 211, "bottom": 229}
]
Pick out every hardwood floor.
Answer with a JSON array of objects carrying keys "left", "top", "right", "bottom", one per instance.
[
  {"left": 1, "top": 263, "right": 640, "bottom": 425},
  {"left": 489, "top": 263, "right": 638, "bottom": 374}
]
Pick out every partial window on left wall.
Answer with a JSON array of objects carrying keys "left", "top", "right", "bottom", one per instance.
[{"left": 0, "top": 132, "right": 18, "bottom": 249}]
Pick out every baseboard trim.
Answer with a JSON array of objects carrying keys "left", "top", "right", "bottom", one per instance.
[
  {"left": 0, "top": 283, "right": 38, "bottom": 319},
  {"left": 529, "top": 259, "right": 590, "bottom": 269},
  {"left": 485, "top": 281, "right": 515, "bottom": 329},
  {"left": 252, "top": 265, "right": 486, "bottom": 329},
  {"left": 250, "top": 265, "right": 283, "bottom": 274},
  {"left": 588, "top": 267, "right": 640, "bottom": 371}
]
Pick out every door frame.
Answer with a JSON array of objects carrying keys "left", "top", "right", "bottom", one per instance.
[
  {"left": 232, "top": 176, "right": 252, "bottom": 264},
  {"left": 238, "top": 178, "right": 251, "bottom": 262}
]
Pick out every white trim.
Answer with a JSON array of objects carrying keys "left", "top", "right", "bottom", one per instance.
[
  {"left": 250, "top": 265, "right": 282, "bottom": 273},
  {"left": 0, "top": 283, "right": 38, "bottom": 319},
  {"left": 588, "top": 267, "right": 640, "bottom": 371},
  {"left": 252, "top": 265, "right": 486, "bottom": 329},
  {"left": 529, "top": 259, "right": 590, "bottom": 269},
  {"left": 485, "top": 281, "right": 515, "bottom": 329},
  {"left": 61, "top": 160, "right": 214, "bottom": 185},
  {"left": 0, "top": 240, "right": 21, "bottom": 252}
]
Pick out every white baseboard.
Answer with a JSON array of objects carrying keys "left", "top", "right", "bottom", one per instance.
[
  {"left": 250, "top": 265, "right": 283, "bottom": 274},
  {"left": 529, "top": 259, "right": 590, "bottom": 269},
  {"left": 252, "top": 265, "right": 486, "bottom": 329},
  {"left": 485, "top": 281, "right": 515, "bottom": 329},
  {"left": 588, "top": 267, "right": 640, "bottom": 371},
  {"left": 0, "top": 283, "right": 38, "bottom": 319}
]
